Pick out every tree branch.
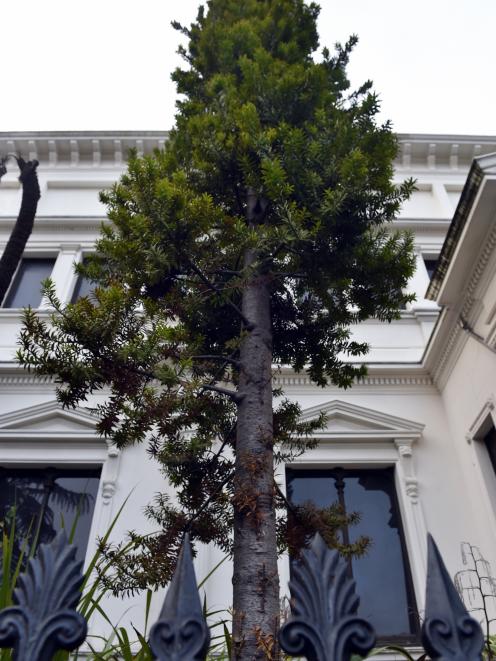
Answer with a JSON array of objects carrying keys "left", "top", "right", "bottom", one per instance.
[
  {"left": 191, "top": 354, "right": 241, "bottom": 367},
  {"left": 0, "top": 156, "right": 41, "bottom": 305},
  {"left": 184, "top": 469, "right": 235, "bottom": 533},
  {"left": 200, "top": 383, "right": 243, "bottom": 403},
  {"left": 274, "top": 480, "right": 298, "bottom": 515},
  {"left": 184, "top": 257, "right": 254, "bottom": 330}
]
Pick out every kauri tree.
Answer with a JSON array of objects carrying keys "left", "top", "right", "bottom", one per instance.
[{"left": 18, "top": 1, "right": 415, "bottom": 658}]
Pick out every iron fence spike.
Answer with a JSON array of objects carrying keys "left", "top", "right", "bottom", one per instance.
[
  {"left": 149, "top": 532, "right": 210, "bottom": 660},
  {"left": 0, "top": 530, "right": 87, "bottom": 661},
  {"left": 422, "top": 533, "right": 484, "bottom": 660},
  {"left": 279, "top": 532, "right": 376, "bottom": 661}
]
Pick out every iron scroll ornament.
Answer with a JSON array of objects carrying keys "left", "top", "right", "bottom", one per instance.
[
  {"left": 279, "top": 533, "right": 376, "bottom": 661},
  {"left": 0, "top": 530, "right": 87, "bottom": 661},
  {"left": 421, "top": 534, "right": 484, "bottom": 661},
  {"left": 149, "top": 533, "right": 210, "bottom": 661}
]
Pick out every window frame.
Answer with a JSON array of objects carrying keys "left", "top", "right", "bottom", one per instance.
[
  {"left": 467, "top": 396, "right": 496, "bottom": 523},
  {"left": 286, "top": 464, "right": 420, "bottom": 644},
  {"left": 0, "top": 400, "right": 121, "bottom": 568},
  {"left": 0, "top": 464, "right": 103, "bottom": 564},
  {"left": 277, "top": 400, "right": 428, "bottom": 621},
  {"left": 423, "top": 255, "right": 439, "bottom": 282},
  {"left": 1, "top": 254, "right": 57, "bottom": 309}
]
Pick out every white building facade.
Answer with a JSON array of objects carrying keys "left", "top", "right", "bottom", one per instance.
[{"left": 1, "top": 131, "right": 496, "bottom": 651}]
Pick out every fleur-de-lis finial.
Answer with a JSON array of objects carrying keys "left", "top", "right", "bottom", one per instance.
[
  {"left": 149, "top": 533, "right": 210, "bottom": 661},
  {"left": 422, "top": 534, "right": 484, "bottom": 661},
  {"left": 279, "top": 533, "right": 376, "bottom": 661},
  {"left": 0, "top": 530, "right": 87, "bottom": 661}
]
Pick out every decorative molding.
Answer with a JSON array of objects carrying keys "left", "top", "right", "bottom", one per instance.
[
  {"left": 92, "top": 139, "right": 101, "bottom": 167},
  {"left": 0, "top": 399, "right": 98, "bottom": 440},
  {"left": 274, "top": 373, "right": 434, "bottom": 388},
  {"left": 450, "top": 143, "right": 459, "bottom": 169},
  {"left": 298, "top": 400, "right": 424, "bottom": 506},
  {"left": 101, "top": 440, "right": 121, "bottom": 505},
  {"left": 395, "top": 134, "right": 496, "bottom": 170},
  {"left": 0, "top": 365, "right": 435, "bottom": 389},
  {"left": 284, "top": 400, "right": 428, "bottom": 610},
  {"left": 427, "top": 143, "right": 436, "bottom": 169},
  {"left": 0, "top": 399, "right": 121, "bottom": 554},
  {"left": 0, "top": 216, "right": 105, "bottom": 236},
  {"left": 48, "top": 139, "right": 57, "bottom": 165},
  {"left": 0, "top": 180, "right": 20, "bottom": 189},
  {"left": 466, "top": 395, "right": 496, "bottom": 443},
  {"left": 394, "top": 218, "right": 451, "bottom": 232},
  {"left": 395, "top": 439, "right": 419, "bottom": 504},
  {"left": 0, "top": 130, "right": 495, "bottom": 170},
  {"left": 114, "top": 139, "right": 123, "bottom": 165},
  {"left": 0, "top": 372, "right": 54, "bottom": 386},
  {"left": 59, "top": 243, "right": 81, "bottom": 253},
  {"left": 402, "top": 142, "right": 411, "bottom": 168},
  {"left": 461, "top": 224, "right": 496, "bottom": 319},
  {"left": 0, "top": 131, "right": 168, "bottom": 166},
  {"left": 299, "top": 399, "right": 425, "bottom": 438},
  {"left": 396, "top": 441, "right": 413, "bottom": 457},
  {"left": 430, "top": 222, "right": 496, "bottom": 387},
  {"left": 46, "top": 180, "right": 115, "bottom": 190}
]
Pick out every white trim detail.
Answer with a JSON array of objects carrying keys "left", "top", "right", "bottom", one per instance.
[
  {"left": 0, "top": 399, "right": 100, "bottom": 440},
  {"left": 466, "top": 396, "right": 496, "bottom": 534},
  {"left": 298, "top": 399, "right": 425, "bottom": 439},
  {"left": 466, "top": 395, "right": 496, "bottom": 443},
  {"left": 0, "top": 399, "right": 120, "bottom": 563}
]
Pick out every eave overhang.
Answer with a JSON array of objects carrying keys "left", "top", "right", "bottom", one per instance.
[
  {"left": 427, "top": 152, "right": 496, "bottom": 301},
  {"left": 423, "top": 153, "right": 496, "bottom": 387}
]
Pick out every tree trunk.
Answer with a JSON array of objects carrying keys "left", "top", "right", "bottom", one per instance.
[
  {"left": 232, "top": 191, "right": 279, "bottom": 660},
  {"left": 0, "top": 158, "right": 41, "bottom": 305}
]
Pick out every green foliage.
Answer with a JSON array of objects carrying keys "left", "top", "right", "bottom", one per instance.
[{"left": 18, "top": 0, "right": 415, "bottom": 593}]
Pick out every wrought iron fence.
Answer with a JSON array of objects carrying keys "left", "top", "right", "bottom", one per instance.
[{"left": 0, "top": 529, "right": 485, "bottom": 660}]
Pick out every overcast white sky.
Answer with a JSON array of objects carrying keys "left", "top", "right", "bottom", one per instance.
[{"left": 2, "top": 0, "right": 495, "bottom": 136}]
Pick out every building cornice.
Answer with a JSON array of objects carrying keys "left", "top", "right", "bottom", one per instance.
[
  {"left": 0, "top": 361, "right": 434, "bottom": 389},
  {"left": 0, "top": 216, "right": 105, "bottom": 235},
  {"left": 274, "top": 365, "right": 434, "bottom": 389},
  {"left": 1, "top": 130, "right": 496, "bottom": 170},
  {"left": 424, "top": 184, "right": 496, "bottom": 387},
  {"left": 0, "top": 131, "right": 168, "bottom": 167},
  {"left": 396, "top": 134, "right": 496, "bottom": 171}
]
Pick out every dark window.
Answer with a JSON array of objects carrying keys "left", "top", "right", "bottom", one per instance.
[
  {"left": 71, "top": 273, "right": 94, "bottom": 303},
  {"left": 0, "top": 467, "right": 101, "bottom": 565},
  {"left": 423, "top": 258, "right": 438, "bottom": 281},
  {"left": 286, "top": 467, "right": 419, "bottom": 643},
  {"left": 483, "top": 423, "right": 496, "bottom": 477},
  {"left": 70, "top": 259, "right": 94, "bottom": 303},
  {"left": 3, "top": 258, "right": 55, "bottom": 308}
]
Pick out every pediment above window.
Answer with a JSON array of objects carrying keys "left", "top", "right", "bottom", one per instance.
[
  {"left": 299, "top": 399, "right": 424, "bottom": 441},
  {"left": 0, "top": 400, "right": 99, "bottom": 441}
]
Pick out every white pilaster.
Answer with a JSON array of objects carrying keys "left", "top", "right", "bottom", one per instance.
[
  {"left": 407, "top": 248, "right": 439, "bottom": 311},
  {"left": 48, "top": 244, "right": 81, "bottom": 304}
]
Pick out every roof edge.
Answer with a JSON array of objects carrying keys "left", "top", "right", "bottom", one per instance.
[{"left": 426, "top": 158, "right": 486, "bottom": 300}]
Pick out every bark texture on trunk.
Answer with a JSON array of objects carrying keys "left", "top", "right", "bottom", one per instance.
[
  {"left": 232, "top": 191, "right": 279, "bottom": 660},
  {"left": 0, "top": 158, "right": 41, "bottom": 305}
]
